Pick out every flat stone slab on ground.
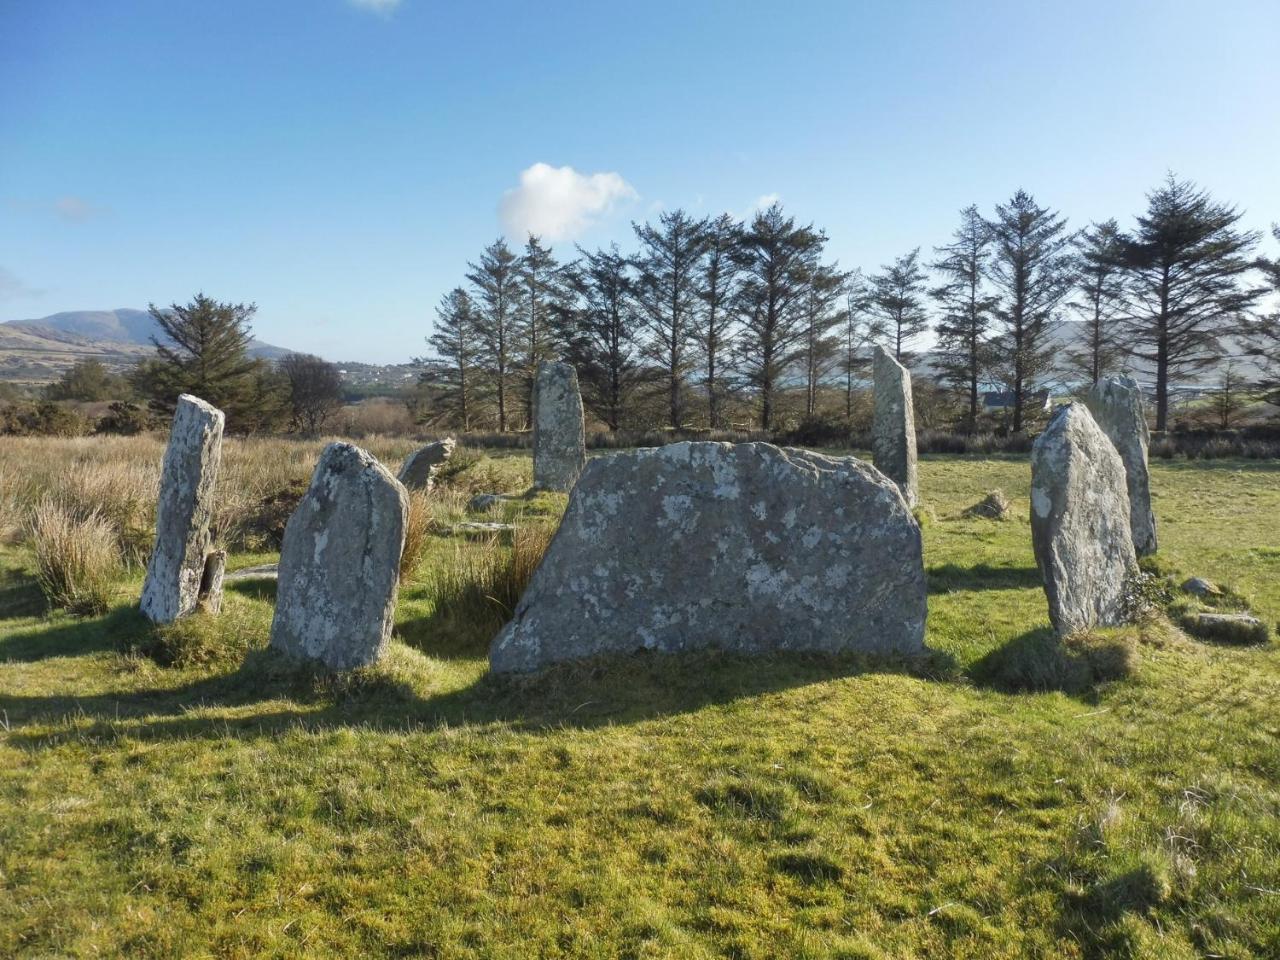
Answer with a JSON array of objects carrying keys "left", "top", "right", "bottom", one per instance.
[{"left": 490, "top": 441, "right": 927, "bottom": 674}]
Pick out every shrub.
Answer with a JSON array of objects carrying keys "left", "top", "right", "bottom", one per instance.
[
  {"left": 25, "top": 498, "right": 122, "bottom": 615},
  {"left": 977, "top": 628, "right": 1138, "bottom": 693},
  {"left": 96, "top": 401, "right": 155, "bottom": 436}
]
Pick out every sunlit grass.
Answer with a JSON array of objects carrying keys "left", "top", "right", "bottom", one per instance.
[{"left": 1, "top": 448, "right": 1278, "bottom": 958}]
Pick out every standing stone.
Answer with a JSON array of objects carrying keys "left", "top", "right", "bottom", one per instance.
[
  {"left": 140, "top": 394, "right": 225, "bottom": 624},
  {"left": 1085, "top": 376, "right": 1157, "bottom": 555},
  {"left": 270, "top": 443, "right": 408, "bottom": 670},
  {"left": 1030, "top": 404, "right": 1138, "bottom": 636},
  {"left": 398, "top": 437, "right": 456, "bottom": 491},
  {"left": 490, "top": 441, "right": 927, "bottom": 674},
  {"left": 872, "top": 345, "right": 918, "bottom": 508},
  {"left": 532, "top": 360, "right": 585, "bottom": 492}
]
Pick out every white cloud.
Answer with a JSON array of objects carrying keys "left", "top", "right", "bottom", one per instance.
[
  {"left": 347, "top": 0, "right": 402, "bottom": 15},
  {"left": 53, "top": 196, "right": 105, "bottom": 222},
  {"left": 499, "top": 163, "right": 637, "bottom": 242}
]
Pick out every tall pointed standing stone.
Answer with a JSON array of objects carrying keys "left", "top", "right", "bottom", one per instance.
[
  {"left": 533, "top": 360, "right": 585, "bottom": 492},
  {"left": 1030, "top": 404, "right": 1138, "bottom": 636},
  {"left": 141, "top": 395, "right": 226, "bottom": 624},
  {"left": 872, "top": 345, "right": 918, "bottom": 508},
  {"left": 1085, "top": 376, "right": 1157, "bottom": 556},
  {"left": 269, "top": 443, "right": 408, "bottom": 670}
]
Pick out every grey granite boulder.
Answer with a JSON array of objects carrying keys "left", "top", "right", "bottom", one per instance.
[
  {"left": 269, "top": 443, "right": 408, "bottom": 670},
  {"left": 872, "top": 346, "right": 918, "bottom": 508},
  {"left": 490, "top": 441, "right": 927, "bottom": 674},
  {"left": 1085, "top": 376, "right": 1157, "bottom": 555},
  {"left": 532, "top": 360, "right": 585, "bottom": 492},
  {"left": 398, "top": 437, "right": 456, "bottom": 491},
  {"left": 1030, "top": 404, "right": 1138, "bottom": 636},
  {"left": 140, "top": 394, "right": 225, "bottom": 624}
]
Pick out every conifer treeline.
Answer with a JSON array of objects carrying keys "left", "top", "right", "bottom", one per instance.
[{"left": 420, "top": 176, "right": 1277, "bottom": 433}]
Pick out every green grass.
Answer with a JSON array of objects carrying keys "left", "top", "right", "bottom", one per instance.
[{"left": 3, "top": 453, "right": 1280, "bottom": 958}]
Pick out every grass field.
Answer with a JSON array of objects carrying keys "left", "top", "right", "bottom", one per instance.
[{"left": 2, "top": 442, "right": 1279, "bottom": 959}]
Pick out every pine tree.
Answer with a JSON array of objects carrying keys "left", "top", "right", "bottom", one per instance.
[
  {"left": 1067, "top": 220, "right": 1128, "bottom": 386},
  {"left": 931, "top": 207, "right": 997, "bottom": 431},
  {"left": 516, "top": 235, "right": 564, "bottom": 428},
  {"left": 556, "top": 245, "right": 644, "bottom": 430},
  {"left": 869, "top": 248, "right": 930, "bottom": 362},
  {"left": 731, "top": 204, "right": 826, "bottom": 430},
  {"left": 132, "top": 293, "right": 263, "bottom": 421},
  {"left": 985, "top": 191, "right": 1075, "bottom": 433},
  {"left": 422, "top": 287, "right": 481, "bottom": 429},
  {"left": 633, "top": 210, "right": 711, "bottom": 430},
  {"left": 1247, "top": 225, "right": 1280, "bottom": 402},
  {"left": 1118, "top": 176, "right": 1263, "bottom": 430},
  {"left": 467, "top": 239, "right": 521, "bottom": 432},
  {"left": 839, "top": 272, "right": 875, "bottom": 421},
  {"left": 694, "top": 213, "right": 741, "bottom": 429},
  {"left": 800, "top": 256, "right": 849, "bottom": 417}
]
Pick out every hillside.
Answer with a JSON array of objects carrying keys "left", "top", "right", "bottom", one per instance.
[{"left": 0, "top": 309, "right": 292, "bottom": 385}]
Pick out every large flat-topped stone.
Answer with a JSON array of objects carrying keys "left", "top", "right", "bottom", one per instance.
[
  {"left": 1085, "top": 376, "right": 1157, "bottom": 556},
  {"left": 490, "top": 441, "right": 927, "bottom": 674},
  {"left": 532, "top": 360, "right": 585, "bottom": 492},
  {"left": 398, "top": 437, "right": 456, "bottom": 491},
  {"left": 140, "top": 394, "right": 225, "bottom": 624},
  {"left": 872, "top": 346, "right": 918, "bottom": 508},
  {"left": 270, "top": 442, "right": 408, "bottom": 670},
  {"left": 1031, "top": 404, "right": 1138, "bottom": 636}
]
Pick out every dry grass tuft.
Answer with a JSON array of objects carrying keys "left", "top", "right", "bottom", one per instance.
[
  {"left": 25, "top": 497, "right": 123, "bottom": 615},
  {"left": 399, "top": 489, "right": 432, "bottom": 580}
]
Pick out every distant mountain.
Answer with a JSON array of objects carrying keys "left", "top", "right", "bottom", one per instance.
[{"left": 7, "top": 309, "right": 290, "bottom": 360}]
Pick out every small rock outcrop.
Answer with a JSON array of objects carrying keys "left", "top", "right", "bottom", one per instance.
[
  {"left": 1030, "top": 404, "right": 1138, "bottom": 636},
  {"left": 532, "top": 360, "right": 585, "bottom": 492},
  {"left": 490, "top": 441, "right": 927, "bottom": 674},
  {"left": 269, "top": 443, "right": 408, "bottom": 670},
  {"left": 140, "top": 394, "right": 225, "bottom": 624},
  {"left": 871, "top": 346, "right": 918, "bottom": 508},
  {"left": 963, "top": 489, "right": 1011, "bottom": 520},
  {"left": 398, "top": 437, "right": 456, "bottom": 491},
  {"left": 1085, "top": 376, "right": 1157, "bottom": 555}
]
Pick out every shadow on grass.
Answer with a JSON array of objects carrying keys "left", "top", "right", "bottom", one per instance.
[
  {"left": 0, "top": 566, "right": 48, "bottom": 620},
  {"left": 227, "top": 579, "right": 277, "bottom": 603},
  {"left": 927, "top": 562, "right": 1042, "bottom": 592},
  {"left": 0, "top": 606, "right": 151, "bottom": 663},
  {"left": 969, "top": 627, "right": 1137, "bottom": 696},
  {"left": 0, "top": 641, "right": 958, "bottom": 748}
]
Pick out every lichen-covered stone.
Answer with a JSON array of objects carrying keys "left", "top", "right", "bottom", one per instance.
[
  {"left": 532, "top": 361, "right": 585, "bottom": 492},
  {"left": 140, "top": 394, "right": 225, "bottom": 624},
  {"left": 490, "top": 441, "right": 927, "bottom": 674},
  {"left": 1085, "top": 376, "right": 1157, "bottom": 555},
  {"left": 872, "top": 346, "right": 918, "bottom": 508},
  {"left": 1030, "top": 404, "right": 1138, "bottom": 636},
  {"left": 398, "top": 437, "right": 456, "bottom": 491},
  {"left": 270, "top": 443, "right": 408, "bottom": 670}
]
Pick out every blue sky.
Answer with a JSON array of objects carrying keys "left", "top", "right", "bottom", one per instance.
[{"left": 2, "top": 0, "right": 1277, "bottom": 363}]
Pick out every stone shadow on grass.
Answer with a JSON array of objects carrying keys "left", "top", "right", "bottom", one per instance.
[
  {"left": 0, "top": 606, "right": 151, "bottom": 664},
  {"left": 0, "top": 645, "right": 957, "bottom": 748},
  {"left": 969, "top": 627, "right": 1137, "bottom": 697},
  {"left": 927, "top": 562, "right": 1043, "bottom": 593}
]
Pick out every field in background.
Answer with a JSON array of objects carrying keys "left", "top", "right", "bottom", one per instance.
[{"left": 1, "top": 440, "right": 1279, "bottom": 958}]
